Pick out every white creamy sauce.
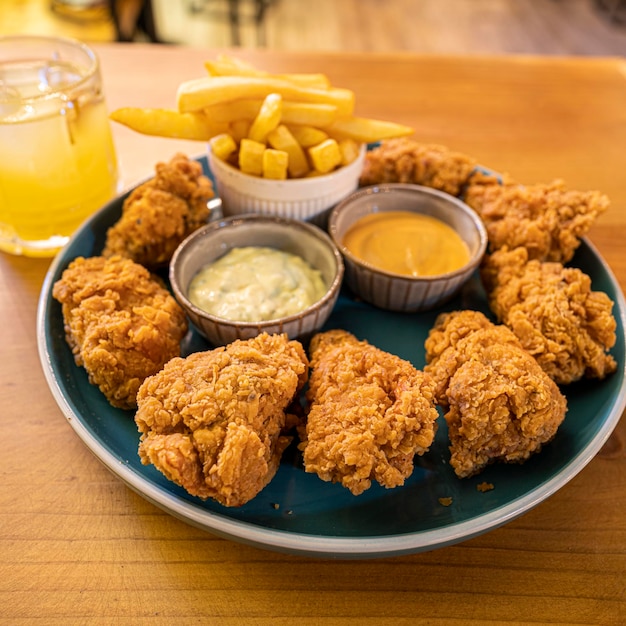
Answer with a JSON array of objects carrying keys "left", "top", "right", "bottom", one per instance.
[{"left": 188, "top": 246, "right": 327, "bottom": 322}]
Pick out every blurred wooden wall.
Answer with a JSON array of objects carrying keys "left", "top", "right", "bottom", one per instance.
[{"left": 2, "top": 0, "right": 626, "bottom": 55}]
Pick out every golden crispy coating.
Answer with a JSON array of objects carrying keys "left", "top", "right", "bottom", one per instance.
[
  {"left": 52, "top": 255, "right": 188, "bottom": 409},
  {"left": 359, "top": 138, "right": 477, "bottom": 196},
  {"left": 481, "top": 246, "right": 617, "bottom": 384},
  {"left": 465, "top": 172, "right": 609, "bottom": 263},
  {"left": 135, "top": 333, "right": 309, "bottom": 507},
  {"left": 102, "top": 153, "right": 214, "bottom": 268},
  {"left": 300, "top": 330, "right": 439, "bottom": 495},
  {"left": 425, "top": 311, "right": 567, "bottom": 478}
]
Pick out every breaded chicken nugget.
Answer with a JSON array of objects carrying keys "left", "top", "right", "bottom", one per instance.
[
  {"left": 102, "top": 153, "right": 214, "bottom": 268},
  {"left": 135, "top": 333, "right": 309, "bottom": 507},
  {"left": 481, "top": 246, "right": 617, "bottom": 384},
  {"left": 52, "top": 255, "right": 188, "bottom": 409},
  {"left": 359, "top": 138, "right": 477, "bottom": 196},
  {"left": 425, "top": 311, "right": 567, "bottom": 478},
  {"left": 465, "top": 173, "right": 609, "bottom": 263},
  {"left": 300, "top": 330, "right": 439, "bottom": 496}
]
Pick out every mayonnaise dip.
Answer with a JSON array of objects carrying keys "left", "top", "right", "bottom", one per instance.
[{"left": 188, "top": 246, "right": 327, "bottom": 322}]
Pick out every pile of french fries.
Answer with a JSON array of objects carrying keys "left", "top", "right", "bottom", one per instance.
[{"left": 110, "top": 55, "right": 413, "bottom": 180}]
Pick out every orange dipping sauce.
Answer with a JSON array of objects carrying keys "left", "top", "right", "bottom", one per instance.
[{"left": 342, "top": 210, "right": 470, "bottom": 277}]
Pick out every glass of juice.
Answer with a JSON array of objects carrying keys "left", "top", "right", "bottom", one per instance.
[{"left": 0, "top": 35, "right": 119, "bottom": 257}]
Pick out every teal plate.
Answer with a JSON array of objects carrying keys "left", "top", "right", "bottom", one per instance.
[{"left": 37, "top": 157, "right": 626, "bottom": 558}]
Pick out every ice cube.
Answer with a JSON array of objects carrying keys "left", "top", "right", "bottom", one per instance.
[
  {"left": 0, "top": 83, "right": 21, "bottom": 120},
  {"left": 40, "top": 60, "right": 81, "bottom": 93}
]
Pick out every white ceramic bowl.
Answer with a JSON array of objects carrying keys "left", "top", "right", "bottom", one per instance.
[
  {"left": 206, "top": 143, "right": 366, "bottom": 227},
  {"left": 328, "top": 183, "right": 488, "bottom": 312},
  {"left": 169, "top": 214, "right": 344, "bottom": 345}
]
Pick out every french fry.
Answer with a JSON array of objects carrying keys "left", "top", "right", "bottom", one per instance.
[
  {"left": 238, "top": 138, "right": 266, "bottom": 176},
  {"left": 177, "top": 76, "right": 355, "bottom": 117},
  {"left": 274, "top": 73, "right": 330, "bottom": 89},
  {"left": 308, "top": 138, "right": 342, "bottom": 174},
  {"left": 203, "top": 99, "right": 263, "bottom": 123},
  {"left": 209, "top": 133, "right": 237, "bottom": 161},
  {"left": 248, "top": 93, "right": 282, "bottom": 143},
  {"left": 262, "top": 149, "right": 289, "bottom": 180},
  {"left": 109, "top": 107, "right": 228, "bottom": 140},
  {"left": 203, "top": 99, "right": 338, "bottom": 127},
  {"left": 322, "top": 116, "right": 413, "bottom": 143},
  {"left": 205, "top": 56, "right": 331, "bottom": 89},
  {"left": 267, "top": 125, "right": 309, "bottom": 178},
  {"left": 229, "top": 119, "right": 251, "bottom": 143},
  {"left": 281, "top": 102, "right": 337, "bottom": 127},
  {"left": 287, "top": 125, "right": 329, "bottom": 148},
  {"left": 338, "top": 138, "right": 361, "bottom": 165},
  {"left": 212, "top": 54, "right": 257, "bottom": 71}
]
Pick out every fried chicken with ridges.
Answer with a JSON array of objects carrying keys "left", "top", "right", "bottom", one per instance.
[
  {"left": 135, "top": 333, "right": 309, "bottom": 507},
  {"left": 465, "top": 172, "right": 609, "bottom": 263},
  {"left": 359, "top": 138, "right": 477, "bottom": 196},
  {"left": 424, "top": 310, "right": 567, "bottom": 478},
  {"left": 102, "top": 153, "right": 214, "bottom": 268},
  {"left": 300, "top": 330, "right": 439, "bottom": 496},
  {"left": 481, "top": 246, "right": 617, "bottom": 384},
  {"left": 52, "top": 255, "right": 188, "bottom": 409}
]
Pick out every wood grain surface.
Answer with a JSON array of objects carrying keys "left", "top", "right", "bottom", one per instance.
[{"left": 1, "top": 45, "right": 624, "bottom": 625}]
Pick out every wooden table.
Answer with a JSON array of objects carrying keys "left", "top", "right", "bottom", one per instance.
[{"left": 2, "top": 44, "right": 625, "bottom": 624}]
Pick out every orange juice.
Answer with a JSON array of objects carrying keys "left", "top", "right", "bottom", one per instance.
[{"left": 0, "top": 37, "right": 118, "bottom": 257}]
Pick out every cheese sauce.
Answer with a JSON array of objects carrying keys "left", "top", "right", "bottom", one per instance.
[
  {"left": 342, "top": 210, "right": 470, "bottom": 276},
  {"left": 188, "top": 246, "right": 327, "bottom": 322}
]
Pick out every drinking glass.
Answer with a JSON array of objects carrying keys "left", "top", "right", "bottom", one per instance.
[{"left": 0, "top": 35, "right": 119, "bottom": 257}]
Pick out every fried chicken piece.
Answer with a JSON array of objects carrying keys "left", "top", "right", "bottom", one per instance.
[
  {"left": 424, "top": 310, "right": 567, "bottom": 478},
  {"left": 135, "top": 333, "right": 309, "bottom": 507},
  {"left": 52, "top": 255, "right": 188, "bottom": 409},
  {"left": 481, "top": 246, "right": 617, "bottom": 384},
  {"left": 465, "top": 172, "right": 609, "bottom": 263},
  {"left": 299, "top": 330, "right": 439, "bottom": 495},
  {"left": 102, "top": 153, "right": 214, "bottom": 268},
  {"left": 359, "top": 138, "right": 477, "bottom": 196}
]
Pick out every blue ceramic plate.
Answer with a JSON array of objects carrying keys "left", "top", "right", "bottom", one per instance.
[{"left": 37, "top": 158, "right": 626, "bottom": 558}]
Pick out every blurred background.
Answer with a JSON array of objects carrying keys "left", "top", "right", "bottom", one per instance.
[{"left": 1, "top": 0, "right": 626, "bottom": 54}]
